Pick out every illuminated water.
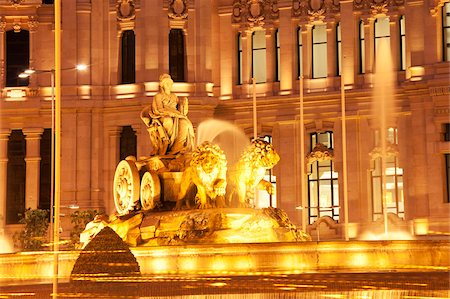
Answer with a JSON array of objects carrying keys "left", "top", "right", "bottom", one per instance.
[{"left": 196, "top": 119, "right": 250, "bottom": 165}]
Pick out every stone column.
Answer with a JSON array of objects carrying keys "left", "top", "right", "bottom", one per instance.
[
  {"left": 241, "top": 30, "right": 252, "bottom": 90},
  {"left": 0, "top": 17, "right": 6, "bottom": 89},
  {"left": 365, "top": 17, "right": 375, "bottom": 74},
  {"left": 27, "top": 17, "right": 38, "bottom": 86},
  {"left": 0, "top": 130, "right": 10, "bottom": 234},
  {"left": 389, "top": 15, "right": 400, "bottom": 72},
  {"left": 265, "top": 28, "right": 276, "bottom": 85},
  {"left": 23, "top": 128, "right": 44, "bottom": 210},
  {"left": 326, "top": 21, "right": 337, "bottom": 77}
]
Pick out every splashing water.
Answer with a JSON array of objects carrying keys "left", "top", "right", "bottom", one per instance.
[
  {"left": 0, "top": 235, "right": 13, "bottom": 254},
  {"left": 196, "top": 119, "right": 250, "bottom": 165}
]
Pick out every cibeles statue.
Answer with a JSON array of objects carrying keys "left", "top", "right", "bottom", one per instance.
[{"left": 141, "top": 74, "right": 195, "bottom": 157}]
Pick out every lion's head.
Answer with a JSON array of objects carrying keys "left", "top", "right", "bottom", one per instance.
[
  {"left": 240, "top": 139, "right": 280, "bottom": 169},
  {"left": 190, "top": 141, "right": 227, "bottom": 174}
]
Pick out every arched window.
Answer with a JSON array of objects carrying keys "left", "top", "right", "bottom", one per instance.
[
  {"left": 6, "top": 130, "right": 26, "bottom": 224},
  {"left": 312, "top": 24, "right": 327, "bottom": 78},
  {"left": 359, "top": 20, "right": 366, "bottom": 74},
  {"left": 443, "top": 2, "right": 450, "bottom": 61},
  {"left": 399, "top": 16, "right": 406, "bottom": 70},
  {"left": 336, "top": 22, "right": 342, "bottom": 76},
  {"left": 374, "top": 17, "right": 390, "bottom": 60},
  {"left": 39, "top": 129, "right": 51, "bottom": 213},
  {"left": 120, "top": 30, "right": 136, "bottom": 84},
  {"left": 237, "top": 33, "right": 243, "bottom": 85},
  {"left": 275, "top": 29, "right": 280, "bottom": 82},
  {"left": 307, "top": 132, "right": 339, "bottom": 224},
  {"left": 6, "top": 30, "right": 29, "bottom": 87},
  {"left": 169, "top": 29, "right": 185, "bottom": 82},
  {"left": 120, "top": 126, "right": 137, "bottom": 161},
  {"left": 252, "top": 30, "right": 266, "bottom": 83},
  {"left": 297, "top": 27, "right": 303, "bottom": 78}
]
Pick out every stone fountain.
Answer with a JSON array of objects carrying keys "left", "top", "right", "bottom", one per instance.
[{"left": 80, "top": 74, "right": 310, "bottom": 248}]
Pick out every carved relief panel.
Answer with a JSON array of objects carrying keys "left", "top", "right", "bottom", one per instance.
[
  {"left": 292, "top": 0, "right": 340, "bottom": 22},
  {"left": 353, "top": 0, "right": 405, "bottom": 16},
  {"left": 232, "top": 0, "right": 279, "bottom": 30},
  {"left": 116, "top": 0, "right": 136, "bottom": 31}
]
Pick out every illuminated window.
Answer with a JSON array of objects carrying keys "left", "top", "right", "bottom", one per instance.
[
  {"left": 297, "top": 27, "right": 303, "bottom": 77},
  {"left": 307, "top": 132, "right": 339, "bottom": 224},
  {"left": 39, "top": 129, "right": 51, "bottom": 213},
  {"left": 120, "top": 126, "right": 137, "bottom": 161},
  {"left": 371, "top": 127, "right": 404, "bottom": 220},
  {"left": 169, "top": 29, "right": 185, "bottom": 82},
  {"left": 6, "top": 130, "right": 26, "bottom": 224},
  {"left": 336, "top": 22, "right": 342, "bottom": 76},
  {"left": 237, "top": 33, "right": 243, "bottom": 85},
  {"left": 275, "top": 29, "right": 280, "bottom": 82},
  {"left": 371, "top": 155, "right": 404, "bottom": 220},
  {"left": 359, "top": 20, "right": 365, "bottom": 74},
  {"left": 252, "top": 30, "right": 266, "bottom": 83},
  {"left": 255, "top": 135, "right": 277, "bottom": 208},
  {"left": 443, "top": 2, "right": 450, "bottom": 61},
  {"left": 6, "top": 30, "right": 29, "bottom": 87},
  {"left": 374, "top": 17, "right": 390, "bottom": 61},
  {"left": 312, "top": 24, "right": 327, "bottom": 78},
  {"left": 120, "top": 30, "right": 135, "bottom": 84},
  {"left": 399, "top": 16, "right": 406, "bottom": 71},
  {"left": 446, "top": 154, "right": 450, "bottom": 203}
]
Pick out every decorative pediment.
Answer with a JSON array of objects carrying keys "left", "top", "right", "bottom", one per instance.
[
  {"left": 168, "top": 0, "right": 188, "bottom": 20},
  {"left": 292, "top": 0, "right": 340, "bottom": 21},
  {"left": 306, "top": 143, "right": 334, "bottom": 165},
  {"left": 117, "top": 0, "right": 136, "bottom": 22},
  {"left": 232, "top": 0, "right": 279, "bottom": 29},
  {"left": 369, "top": 143, "right": 399, "bottom": 160},
  {"left": 353, "top": 0, "right": 404, "bottom": 15}
]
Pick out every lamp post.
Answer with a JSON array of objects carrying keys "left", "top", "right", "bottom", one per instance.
[{"left": 19, "top": 63, "right": 86, "bottom": 298}]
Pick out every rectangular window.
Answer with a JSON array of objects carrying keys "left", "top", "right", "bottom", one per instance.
[
  {"left": 6, "top": 30, "right": 30, "bottom": 87},
  {"left": 312, "top": 24, "right": 327, "bottom": 78},
  {"left": 446, "top": 154, "right": 450, "bottom": 203},
  {"left": 359, "top": 21, "right": 366, "bottom": 74},
  {"left": 336, "top": 22, "right": 342, "bottom": 76},
  {"left": 252, "top": 30, "right": 267, "bottom": 83},
  {"left": 39, "top": 129, "right": 51, "bottom": 213},
  {"left": 169, "top": 29, "right": 185, "bottom": 82},
  {"left": 375, "top": 17, "right": 390, "bottom": 60},
  {"left": 275, "top": 29, "right": 280, "bottom": 82},
  {"left": 237, "top": 33, "right": 243, "bottom": 85},
  {"left": 399, "top": 16, "right": 406, "bottom": 71},
  {"left": 298, "top": 27, "right": 303, "bottom": 78},
  {"left": 308, "top": 132, "right": 339, "bottom": 224},
  {"left": 443, "top": 2, "right": 450, "bottom": 61},
  {"left": 120, "top": 30, "right": 136, "bottom": 84},
  {"left": 444, "top": 123, "right": 450, "bottom": 141}
]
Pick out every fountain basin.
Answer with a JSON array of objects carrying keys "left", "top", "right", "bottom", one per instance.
[{"left": 0, "top": 240, "right": 448, "bottom": 284}]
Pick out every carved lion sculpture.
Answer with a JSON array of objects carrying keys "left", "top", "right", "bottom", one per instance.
[
  {"left": 176, "top": 141, "right": 227, "bottom": 209},
  {"left": 227, "top": 139, "right": 280, "bottom": 207}
]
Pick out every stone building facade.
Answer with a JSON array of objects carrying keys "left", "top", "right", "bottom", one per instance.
[{"left": 0, "top": 0, "right": 449, "bottom": 243}]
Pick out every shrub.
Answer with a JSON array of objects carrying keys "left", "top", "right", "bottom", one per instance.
[{"left": 13, "top": 208, "right": 49, "bottom": 251}]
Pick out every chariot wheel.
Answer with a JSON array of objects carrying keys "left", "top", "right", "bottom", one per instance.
[
  {"left": 113, "top": 160, "right": 140, "bottom": 215},
  {"left": 140, "top": 171, "right": 161, "bottom": 211}
]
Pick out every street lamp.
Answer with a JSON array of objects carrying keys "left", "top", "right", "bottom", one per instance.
[{"left": 18, "top": 64, "right": 87, "bottom": 246}]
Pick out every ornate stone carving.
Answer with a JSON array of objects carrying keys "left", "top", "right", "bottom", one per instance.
[
  {"left": 232, "top": 0, "right": 279, "bottom": 29},
  {"left": 292, "top": 0, "right": 340, "bottom": 21},
  {"left": 353, "top": 0, "right": 404, "bottom": 15},
  {"left": 10, "top": 0, "right": 24, "bottom": 6},
  {"left": 168, "top": 0, "right": 188, "bottom": 20},
  {"left": 13, "top": 23, "right": 21, "bottom": 33},
  {"left": 430, "top": 0, "right": 448, "bottom": 16},
  {"left": 116, "top": 0, "right": 136, "bottom": 22},
  {"left": 369, "top": 143, "right": 399, "bottom": 160},
  {"left": 0, "top": 17, "right": 6, "bottom": 33},
  {"left": 28, "top": 16, "right": 38, "bottom": 32},
  {"left": 306, "top": 143, "right": 334, "bottom": 164}
]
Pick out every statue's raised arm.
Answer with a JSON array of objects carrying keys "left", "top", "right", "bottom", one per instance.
[{"left": 141, "top": 74, "right": 195, "bottom": 156}]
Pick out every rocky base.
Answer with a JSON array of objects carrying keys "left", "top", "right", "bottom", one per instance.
[{"left": 80, "top": 207, "right": 311, "bottom": 248}]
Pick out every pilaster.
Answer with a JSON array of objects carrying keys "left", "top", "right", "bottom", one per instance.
[
  {"left": 0, "top": 130, "right": 10, "bottom": 234},
  {"left": 23, "top": 128, "right": 44, "bottom": 210}
]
